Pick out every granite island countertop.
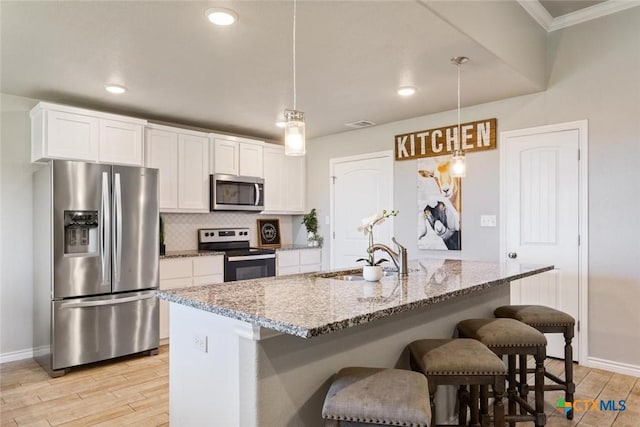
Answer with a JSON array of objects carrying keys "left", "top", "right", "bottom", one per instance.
[{"left": 156, "top": 258, "right": 553, "bottom": 338}]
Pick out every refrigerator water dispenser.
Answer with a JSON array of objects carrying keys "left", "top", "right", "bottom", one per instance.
[{"left": 64, "top": 210, "right": 98, "bottom": 255}]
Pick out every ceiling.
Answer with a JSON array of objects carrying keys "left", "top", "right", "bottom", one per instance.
[{"left": 0, "top": 1, "right": 623, "bottom": 142}]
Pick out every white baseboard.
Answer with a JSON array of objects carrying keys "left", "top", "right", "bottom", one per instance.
[
  {"left": 0, "top": 347, "right": 34, "bottom": 364},
  {"left": 586, "top": 357, "right": 640, "bottom": 378}
]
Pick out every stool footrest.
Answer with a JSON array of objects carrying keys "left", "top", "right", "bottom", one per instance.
[
  {"left": 545, "top": 384, "right": 568, "bottom": 391},
  {"left": 545, "top": 371, "right": 565, "bottom": 384},
  {"left": 512, "top": 395, "right": 536, "bottom": 415}
]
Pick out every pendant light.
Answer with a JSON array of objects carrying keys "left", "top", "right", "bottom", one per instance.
[
  {"left": 284, "top": 0, "right": 305, "bottom": 156},
  {"left": 450, "top": 56, "right": 469, "bottom": 178}
]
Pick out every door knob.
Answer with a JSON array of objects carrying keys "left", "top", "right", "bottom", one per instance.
[{"left": 507, "top": 252, "right": 517, "bottom": 259}]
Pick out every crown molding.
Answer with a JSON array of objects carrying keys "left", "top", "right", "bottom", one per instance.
[
  {"left": 519, "top": 0, "right": 640, "bottom": 32},
  {"left": 549, "top": 0, "right": 640, "bottom": 31},
  {"left": 517, "top": 0, "right": 553, "bottom": 31}
]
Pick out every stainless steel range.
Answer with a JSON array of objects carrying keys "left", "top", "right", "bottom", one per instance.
[{"left": 198, "top": 228, "right": 276, "bottom": 282}]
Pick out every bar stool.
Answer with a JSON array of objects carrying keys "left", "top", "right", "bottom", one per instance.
[
  {"left": 322, "top": 367, "right": 431, "bottom": 426},
  {"left": 407, "top": 338, "right": 506, "bottom": 427},
  {"left": 457, "top": 318, "right": 547, "bottom": 427},
  {"left": 494, "top": 305, "right": 576, "bottom": 419}
]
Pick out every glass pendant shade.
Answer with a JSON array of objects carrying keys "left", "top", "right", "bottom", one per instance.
[
  {"left": 284, "top": 109, "right": 305, "bottom": 156},
  {"left": 450, "top": 150, "right": 466, "bottom": 178}
]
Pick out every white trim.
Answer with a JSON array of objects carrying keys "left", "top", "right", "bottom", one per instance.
[
  {"left": 499, "top": 120, "right": 589, "bottom": 365},
  {"left": 329, "top": 151, "right": 394, "bottom": 270},
  {"left": 519, "top": 0, "right": 640, "bottom": 32},
  {"left": 517, "top": 0, "right": 553, "bottom": 31},
  {"left": 586, "top": 357, "right": 640, "bottom": 378},
  {"left": 0, "top": 347, "right": 34, "bottom": 364},
  {"left": 549, "top": 0, "right": 640, "bottom": 31}
]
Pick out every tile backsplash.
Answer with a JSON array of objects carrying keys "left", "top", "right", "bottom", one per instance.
[{"left": 162, "top": 212, "right": 295, "bottom": 251}]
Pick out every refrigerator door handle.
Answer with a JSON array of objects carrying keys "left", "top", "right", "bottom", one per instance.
[
  {"left": 101, "top": 172, "right": 110, "bottom": 287},
  {"left": 113, "top": 172, "right": 123, "bottom": 285},
  {"left": 60, "top": 292, "right": 155, "bottom": 309},
  {"left": 254, "top": 183, "right": 261, "bottom": 206}
]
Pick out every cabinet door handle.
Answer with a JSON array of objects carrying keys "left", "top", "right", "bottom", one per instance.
[{"left": 508, "top": 252, "right": 518, "bottom": 259}]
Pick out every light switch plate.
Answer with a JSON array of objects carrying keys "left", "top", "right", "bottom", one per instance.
[
  {"left": 480, "top": 215, "right": 497, "bottom": 227},
  {"left": 325, "top": 216, "right": 330, "bottom": 225}
]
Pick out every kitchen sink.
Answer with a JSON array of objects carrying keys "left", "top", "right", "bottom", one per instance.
[{"left": 313, "top": 269, "right": 399, "bottom": 281}]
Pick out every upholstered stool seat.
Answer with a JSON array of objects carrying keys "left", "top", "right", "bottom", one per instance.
[
  {"left": 408, "top": 338, "right": 506, "bottom": 427},
  {"left": 495, "top": 305, "right": 576, "bottom": 419},
  {"left": 322, "top": 367, "right": 431, "bottom": 426},
  {"left": 457, "top": 318, "right": 547, "bottom": 427}
]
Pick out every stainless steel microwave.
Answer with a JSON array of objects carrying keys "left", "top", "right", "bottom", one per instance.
[{"left": 210, "top": 174, "right": 264, "bottom": 212}]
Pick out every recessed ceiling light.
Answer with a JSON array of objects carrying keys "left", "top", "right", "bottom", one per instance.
[
  {"left": 204, "top": 8, "right": 238, "bottom": 26},
  {"left": 275, "top": 121, "right": 286, "bottom": 128},
  {"left": 397, "top": 86, "right": 416, "bottom": 97},
  {"left": 105, "top": 84, "right": 127, "bottom": 94}
]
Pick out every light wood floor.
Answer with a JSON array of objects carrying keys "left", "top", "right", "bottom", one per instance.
[
  {"left": 1, "top": 346, "right": 168, "bottom": 427},
  {"left": 1, "top": 347, "right": 638, "bottom": 426}
]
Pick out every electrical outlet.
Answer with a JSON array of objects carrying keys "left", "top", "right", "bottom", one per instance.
[
  {"left": 193, "top": 333, "right": 208, "bottom": 353},
  {"left": 480, "top": 215, "right": 497, "bottom": 227}
]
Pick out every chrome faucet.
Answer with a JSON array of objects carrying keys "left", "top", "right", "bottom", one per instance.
[{"left": 368, "top": 237, "right": 409, "bottom": 275}]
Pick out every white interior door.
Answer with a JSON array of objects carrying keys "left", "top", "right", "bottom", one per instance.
[
  {"left": 502, "top": 126, "right": 582, "bottom": 360},
  {"left": 331, "top": 152, "right": 393, "bottom": 269}
]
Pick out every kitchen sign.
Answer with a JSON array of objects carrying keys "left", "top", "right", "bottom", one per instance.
[{"left": 395, "top": 118, "right": 497, "bottom": 161}]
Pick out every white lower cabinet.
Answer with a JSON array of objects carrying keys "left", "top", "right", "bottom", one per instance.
[
  {"left": 276, "top": 249, "right": 322, "bottom": 276},
  {"left": 159, "top": 256, "right": 223, "bottom": 340}
]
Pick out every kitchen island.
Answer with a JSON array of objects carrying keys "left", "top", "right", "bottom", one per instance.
[{"left": 157, "top": 258, "right": 553, "bottom": 427}]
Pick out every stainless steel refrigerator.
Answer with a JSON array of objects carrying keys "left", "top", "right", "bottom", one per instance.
[{"left": 33, "top": 160, "right": 159, "bottom": 377}]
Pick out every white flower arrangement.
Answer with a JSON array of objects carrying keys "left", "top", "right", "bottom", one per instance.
[{"left": 356, "top": 209, "right": 399, "bottom": 266}]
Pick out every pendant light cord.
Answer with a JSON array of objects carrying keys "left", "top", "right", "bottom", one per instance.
[
  {"left": 457, "top": 61, "right": 461, "bottom": 151},
  {"left": 292, "top": 0, "right": 297, "bottom": 111}
]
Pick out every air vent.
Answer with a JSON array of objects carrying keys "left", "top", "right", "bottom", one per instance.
[{"left": 345, "top": 120, "right": 376, "bottom": 129}]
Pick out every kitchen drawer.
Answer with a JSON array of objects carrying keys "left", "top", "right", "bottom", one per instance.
[
  {"left": 192, "top": 274, "right": 224, "bottom": 285},
  {"left": 278, "top": 265, "right": 300, "bottom": 276},
  {"left": 193, "top": 256, "right": 224, "bottom": 277},
  {"left": 160, "top": 258, "right": 192, "bottom": 279},
  {"left": 300, "top": 249, "right": 321, "bottom": 266},
  {"left": 299, "top": 263, "right": 321, "bottom": 274},
  {"left": 277, "top": 251, "right": 299, "bottom": 268},
  {"left": 160, "top": 277, "right": 192, "bottom": 290}
]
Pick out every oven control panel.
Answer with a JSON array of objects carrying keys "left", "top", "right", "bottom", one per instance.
[{"left": 198, "top": 228, "right": 250, "bottom": 244}]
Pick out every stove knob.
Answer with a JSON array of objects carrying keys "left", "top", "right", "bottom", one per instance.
[{"left": 205, "top": 232, "right": 210, "bottom": 237}]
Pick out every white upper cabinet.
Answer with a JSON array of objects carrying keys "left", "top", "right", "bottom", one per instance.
[
  {"left": 145, "top": 127, "right": 179, "bottom": 210},
  {"left": 213, "top": 138, "right": 239, "bottom": 176},
  {"left": 178, "top": 133, "right": 209, "bottom": 211},
  {"left": 145, "top": 124, "right": 209, "bottom": 213},
  {"left": 285, "top": 154, "right": 305, "bottom": 213},
  {"left": 263, "top": 145, "right": 286, "bottom": 212},
  {"left": 210, "top": 134, "right": 264, "bottom": 178},
  {"left": 262, "top": 144, "right": 305, "bottom": 214},
  {"left": 239, "top": 142, "right": 264, "bottom": 177},
  {"left": 99, "top": 119, "right": 144, "bottom": 166},
  {"left": 31, "top": 102, "right": 145, "bottom": 165}
]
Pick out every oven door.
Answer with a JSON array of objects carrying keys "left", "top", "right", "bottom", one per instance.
[
  {"left": 211, "top": 174, "right": 264, "bottom": 212},
  {"left": 224, "top": 254, "right": 276, "bottom": 282}
]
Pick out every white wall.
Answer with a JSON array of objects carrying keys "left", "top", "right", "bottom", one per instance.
[
  {"left": 305, "top": 9, "right": 640, "bottom": 367},
  {"left": 0, "top": 94, "right": 40, "bottom": 359}
]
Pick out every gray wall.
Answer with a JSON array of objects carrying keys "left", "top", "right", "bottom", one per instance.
[
  {"left": 304, "top": 9, "right": 640, "bottom": 366},
  {"left": 0, "top": 94, "right": 40, "bottom": 357}
]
